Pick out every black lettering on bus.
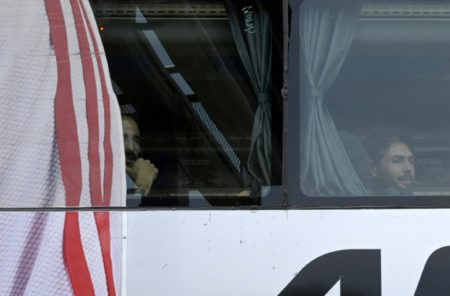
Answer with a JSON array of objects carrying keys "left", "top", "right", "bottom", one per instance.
[
  {"left": 279, "top": 249, "right": 381, "bottom": 296},
  {"left": 415, "top": 246, "right": 450, "bottom": 295}
]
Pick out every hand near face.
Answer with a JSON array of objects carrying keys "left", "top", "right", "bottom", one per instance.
[
  {"left": 237, "top": 189, "right": 251, "bottom": 197},
  {"left": 127, "top": 158, "right": 158, "bottom": 195}
]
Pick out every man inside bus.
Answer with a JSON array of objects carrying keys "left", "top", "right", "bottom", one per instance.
[
  {"left": 364, "top": 127, "right": 415, "bottom": 196},
  {"left": 122, "top": 115, "right": 158, "bottom": 196}
]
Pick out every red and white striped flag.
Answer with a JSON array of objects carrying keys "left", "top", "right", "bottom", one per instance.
[{"left": 0, "top": 0, "right": 126, "bottom": 294}]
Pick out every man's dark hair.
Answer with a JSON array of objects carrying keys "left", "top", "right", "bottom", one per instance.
[
  {"left": 120, "top": 104, "right": 139, "bottom": 122},
  {"left": 364, "top": 127, "right": 413, "bottom": 166}
]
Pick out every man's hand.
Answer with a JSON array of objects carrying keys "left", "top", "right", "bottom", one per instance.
[{"left": 127, "top": 158, "right": 158, "bottom": 195}]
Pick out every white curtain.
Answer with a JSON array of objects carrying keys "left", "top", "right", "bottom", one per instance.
[{"left": 297, "top": 0, "right": 368, "bottom": 196}]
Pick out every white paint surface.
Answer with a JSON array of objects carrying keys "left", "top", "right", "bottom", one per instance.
[
  {"left": 125, "top": 209, "right": 450, "bottom": 295},
  {"left": 326, "top": 280, "right": 341, "bottom": 296}
]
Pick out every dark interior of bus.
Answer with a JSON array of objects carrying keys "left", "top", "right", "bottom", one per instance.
[{"left": 90, "top": 0, "right": 283, "bottom": 206}]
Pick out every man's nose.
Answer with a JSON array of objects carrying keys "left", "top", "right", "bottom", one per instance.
[{"left": 403, "top": 161, "right": 414, "bottom": 172}]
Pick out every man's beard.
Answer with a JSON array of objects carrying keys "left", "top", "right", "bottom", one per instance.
[
  {"left": 125, "top": 151, "right": 137, "bottom": 168},
  {"left": 398, "top": 173, "right": 414, "bottom": 182},
  {"left": 397, "top": 172, "right": 414, "bottom": 188}
]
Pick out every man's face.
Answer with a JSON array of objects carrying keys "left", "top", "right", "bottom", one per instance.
[
  {"left": 122, "top": 117, "right": 140, "bottom": 169},
  {"left": 373, "top": 142, "right": 415, "bottom": 190}
]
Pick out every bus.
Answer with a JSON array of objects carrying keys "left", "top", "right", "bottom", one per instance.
[{"left": 4, "top": 0, "right": 450, "bottom": 295}]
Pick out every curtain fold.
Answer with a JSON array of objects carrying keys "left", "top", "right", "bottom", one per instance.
[
  {"left": 297, "top": 0, "right": 368, "bottom": 196},
  {"left": 226, "top": 0, "right": 272, "bottom": 186}
]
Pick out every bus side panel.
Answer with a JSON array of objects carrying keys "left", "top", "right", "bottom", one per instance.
[{"left": 125, "top": 210, "right": 450, "bottom": 295}]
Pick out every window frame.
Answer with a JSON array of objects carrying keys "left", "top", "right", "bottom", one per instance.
[{"left": 286, "top": 0, "right": 450, "bottom": 209}]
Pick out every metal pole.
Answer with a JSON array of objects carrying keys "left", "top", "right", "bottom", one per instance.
[{"left": 282, "top": 0, "right": 289, "bottom": 206}]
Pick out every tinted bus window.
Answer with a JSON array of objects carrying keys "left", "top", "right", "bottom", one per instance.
[
  {"left": 91, "top": 0, "right": 283, "bottom": 207},
  {"left": 289, "top": 0, "right": 450, "bottom": 206}
]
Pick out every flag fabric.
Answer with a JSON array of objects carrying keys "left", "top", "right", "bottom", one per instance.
[
  {"left": 0, "top": 211, "right": 123, "bottom": 295},
  {"left": 0, "top": 0, "right": 126, "bottom": 294},
  {"left": 0, "top": 0, "right": 125, "bottom": 208}
]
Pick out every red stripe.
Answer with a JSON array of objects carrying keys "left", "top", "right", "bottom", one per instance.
[
  {"left": 46, "top": 0, "right": 82, "bottom": 208},
  {"left": 45, "top": 0, "right": 95, "bottom": 295},
  {"left": 78, "top": 1, "right": 117, "bottom": 295},
  {"left": 64, "top": 213, "right": 96, "bottom": 296},
  {"left": 79, "top": 0, "right": 113, "bottom": 206},
  {"left": 70, "top": 0, "right": 103, "bottom": 206},
  {"left": 93, "top": 214, "right": 117, "bottom": 296},
  {"left": 94, "top": 212, "right": 117, "bottom": 296}
]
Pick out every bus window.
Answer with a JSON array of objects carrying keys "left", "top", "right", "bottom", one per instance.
[
  {"left": 91, "top": 0, "right": 284, "bottom": 207},
  {"left": 289, "top": 0, "right": 450, "bottom": 206}
]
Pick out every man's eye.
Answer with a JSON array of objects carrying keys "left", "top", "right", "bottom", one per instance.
[{"left": 392, "top": 157, "right": 402, "bottom": 163}]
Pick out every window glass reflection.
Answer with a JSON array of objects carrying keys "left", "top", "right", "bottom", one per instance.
[
  {"left": 294, "top": 0, "right": 450, "bottom": 197},
  {"left": 91, "top": 0, "right": 283, "bottom": 207}
]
